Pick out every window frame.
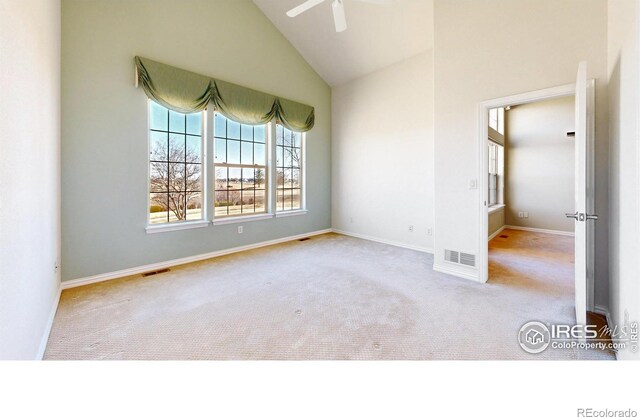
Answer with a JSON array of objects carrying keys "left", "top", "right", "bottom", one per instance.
[
  {"left": 145, "top": 102, "right": 309, "bottom": 232},
  {"left": 274, "top": 124, "right": 306, "bottom": 216},
  {"left": 146, "top": 100, "right": 208, "bottom": 233},
  {"left": 212, "top": 112, "right": 271, "bottom": 222}
]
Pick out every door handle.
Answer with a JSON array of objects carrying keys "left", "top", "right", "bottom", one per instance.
[
  {"left": 565, "top": 212, "right": 580, "bottom": 221},
  {"left": 565, "top": 212, "right": 597, "bottom": 222}
]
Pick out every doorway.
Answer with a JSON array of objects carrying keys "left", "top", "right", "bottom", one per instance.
[{"left": 476, "top": 75, "right": 596, "bottom": 323}]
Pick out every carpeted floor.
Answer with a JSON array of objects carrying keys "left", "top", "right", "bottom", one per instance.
[{"left": 44, "top": 231, "right": 614, "bottom": 360}]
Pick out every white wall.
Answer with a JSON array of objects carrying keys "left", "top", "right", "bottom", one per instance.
[
  {"left": 0, "top": 0, "right": 61, "bottom": 359},
  {"left": 433, "top": 0, "right": 610, "bottom": 308},
  {"left": 607, "top": 0, "right": 640, "bottom": 360},
  {"left": 505, "top": 96, "right": 575, "bottom": 233},
  {"left": 332, "top": 52, "right": 434, "bottom": 252}
]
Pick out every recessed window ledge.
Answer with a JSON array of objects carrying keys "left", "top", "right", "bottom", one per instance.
[
  {"left": 212, "top": 213, "right": 274, "bottom": 226},
  {"left": 146, "top": 220, "right": 209, "bottom": 234},
  {"left": 275, "top": 210, "right": 308, "bottom": 218},
  {"left": 488, "top": 204, "right": 505, "bottom": 214}
]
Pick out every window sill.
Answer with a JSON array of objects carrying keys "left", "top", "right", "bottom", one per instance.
[
  {"left": 275, "top": 209, "right": 308, "bottom": 218},
  {"left": 212, "top": 213, "right": 274, "bottom": 226},
  {"left": 146, "top": 220, "right": 209, "bottom": 234},
  {"left": 488, "top": 204, "right": 505, "bottom": 214}
]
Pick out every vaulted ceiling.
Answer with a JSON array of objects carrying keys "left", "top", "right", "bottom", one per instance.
[{"left": 253, "top": 0, "right": 433, "bottom": 86}]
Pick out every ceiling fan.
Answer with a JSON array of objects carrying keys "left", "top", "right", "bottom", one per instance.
[{"left": 286, "top": 0, "right": 393, "bottom": 33}]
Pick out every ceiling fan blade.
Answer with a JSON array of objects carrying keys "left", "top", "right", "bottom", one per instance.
[
  {"left": 332, "top": 0, "right": 347, "bottom": 32},
  {"left": 287, "top": 0, "right": 327, "bottom": 17}
]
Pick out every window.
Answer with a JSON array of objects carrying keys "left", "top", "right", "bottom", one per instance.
[
  {"left": 488, "top": 140, "right": 504, "bottom": 207},
  {"left": 275, "top": 125, "right": 303, "bottom": 212},
  {"left": 213, "top": 113, "right": 268, "bottom": 218},
  {"left": 147, "top": 102, "right": 308, "bottom": 230},
  {"left": 489, "top": 107, "right": 505, "bottom": 135},
  {"left": 148, "top": 101, "right": 204, "bottom": 225}
]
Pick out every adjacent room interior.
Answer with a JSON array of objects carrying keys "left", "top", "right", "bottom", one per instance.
[{"left": 1, "top": 0, "right": 639, "bottom": 361}]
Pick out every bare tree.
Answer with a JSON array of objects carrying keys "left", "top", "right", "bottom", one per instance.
[
  {"left": 255, "top": 168, "right": 265, "bottom": 188},
  {"left": 150, "top": 142, "right": 201, "bottom": 221}
]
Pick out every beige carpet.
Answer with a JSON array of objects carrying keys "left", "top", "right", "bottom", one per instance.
[{"left": 44, "top": 231, "right": 614, "bottom": 360}]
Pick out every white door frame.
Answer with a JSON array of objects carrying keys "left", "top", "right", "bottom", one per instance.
[{"left": 476, "top": 81, "right": 596, "bottom": 311}]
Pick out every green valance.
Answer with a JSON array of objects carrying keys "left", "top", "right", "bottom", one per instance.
[{"left": 135, "top": 56, "right": 315, "bottom": 132}]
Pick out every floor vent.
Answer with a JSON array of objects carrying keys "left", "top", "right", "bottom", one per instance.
[
  {"left": 499, "top": 235, "right": 509, "bottom": 238},
  {"left": 298, "top": 237, "right": 311, "bottom": 242},
  {"left": 444, "top": 249, "right": 459, "bottom": 263},
  {"left": 142, "top": 268, "right": 170, "bottom": 277},
  {"left": 444, "top": 249, "right": 476, "bottom": 267}
]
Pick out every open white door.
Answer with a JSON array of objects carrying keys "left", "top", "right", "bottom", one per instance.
[{"left": 567, "top": 61, "right": 596, "bottom": 329}]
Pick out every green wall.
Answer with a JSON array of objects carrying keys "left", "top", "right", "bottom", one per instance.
[{"left": 61, "top": 0, "right": 331, "bottom": 281}]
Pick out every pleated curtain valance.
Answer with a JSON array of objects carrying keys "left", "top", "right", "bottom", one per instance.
[{"left": 135, "top": 56, "right": 315, "bottom": 132}]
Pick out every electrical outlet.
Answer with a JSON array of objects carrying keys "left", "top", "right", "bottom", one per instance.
[
  {"left": 518, "top": 211, "right": 524, "bottom": 218},
  {"left": 238, "top": 226, "right": 243, "bottom": 234},
  {"left": 408, "top": 225, "right": 414, "bottom": 232},
  {"left": 469, "top": 179, "right": 478, "bottom": 190},
  {"left": 427, "top": 228, "right": 433, "bottom": 236}
]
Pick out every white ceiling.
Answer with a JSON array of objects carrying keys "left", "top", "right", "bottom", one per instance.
[{"left": 253, "top": 0, "right": 433, "bottom": 86}]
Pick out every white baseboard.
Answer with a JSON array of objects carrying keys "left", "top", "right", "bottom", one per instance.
[
  {"left": 488, "top": 225, "right": 506, "bottom": 241},
  {"left": 61, "top": 229, "right": 333, "bottom": 290},
  {"left": 505, "top": 225, "right": 575, "bottom": 237},
  {"left": 331, "top": 229, "right": 434, "bottom": 254},
  {"left": 37, "top": 283, "right": 61, "bottom": 360},
  {"left": 433, "top": 261, "right": 481, "bottom": 283}
]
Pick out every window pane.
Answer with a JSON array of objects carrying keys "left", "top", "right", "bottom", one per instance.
[
  {"left": 277, "top": 189, "right": 284, "bottom": 211},
  {"left": 168, "top": 163, "right": 185, "bottom": 191},
  {"left": 255, "top": 189, "right": 266, "bottom": 213},
  {"left": 169, "top": 134, "right": 185, "bottom": 162},
  {"left": 185, "top": 164, "right": 201, "bottom": 192},
  {"left": 291, "top": 147, "right": 301, "bottom": 168},
  {"left": 215, "top": 138, "right": 227, "bottom": 164},
  {"left": 169, "top": 110, "right": 185, "bottom": 133},
  {"left": 150, "top": 131, "right": 168, "bottom": 161},
  {"left": 186, "top": 192, "right": 202, "bottom": 221},
  {"left": 215, "top": 167, "right": 228, "bottom": 190},
  {"left": 276, "top": 124, "right": 284, "bottom": 145},
  {"left": 150, "top": 101, "right": 168, "bottom": 131},
  {"left": 241, "top": 124, "right": 253, "bottom": 141},
  {"left": 242, "top": 190, "right": 255, "bottom": 214},
  {"left": 284, "top": 147, "right": 292, "bottom": 167},
  {"left": 293, "top": 132, "right": 302, "bottom": 148},
  {"left": 276, "top": 145, "right": 283, "bottom": 167},
  {"left": 215, "top": 190, "right": 229, "bottom": 216},
  {"left": 186, "top": 113, "right": 201, "bottom": 135},
  {"left": 242, "top": 168, "right": 255, "bottom": 190},
  {"left": 277, "top": 168, "right": 285, "bottom": 189},
  {"left": 214, "top": 113, "right": 226, "bottom": 138},
  {"left": 186, "top": 136, "right": 201, "bottom": 163},
  {"left": 292, "top": 168, "right": 300, "bottom": 188},
  {"left": 228, "top": 167, "right": 242, "bottom": 192},
  {"left": 227, "top": 120, "right": 240, "bottom": 139},
  {"left": 150, "top": 163, "right": 168, "bottom": 192},
  {"left": 254, "top": 143, "right": 266, "bottom": 165},
  {"left": 254, "top": 168, "right": 266, "bottom": 189},
  {"left": 227, "top": 140, "right": 240, "bottom": 164},
  {"left": 283, "top": 188, "right": 293, "bottom": 210},
  {"left": 149, "top": 193, "right": 169, "bottom": 224},
  {"left": 241, "top": 141, "right": 253, "bottom": 165},
  {"left": 292, "top": 188, "right": 301, "bottom": 210},
  {"left": 254, "top": 125, "right": 266, "bottom": 143},
  {"left": 228, "top": 190, "right": 242, "bottom": 216},
  {"left": 168, "top": 192, "right": 186, "bottom": 222}
]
